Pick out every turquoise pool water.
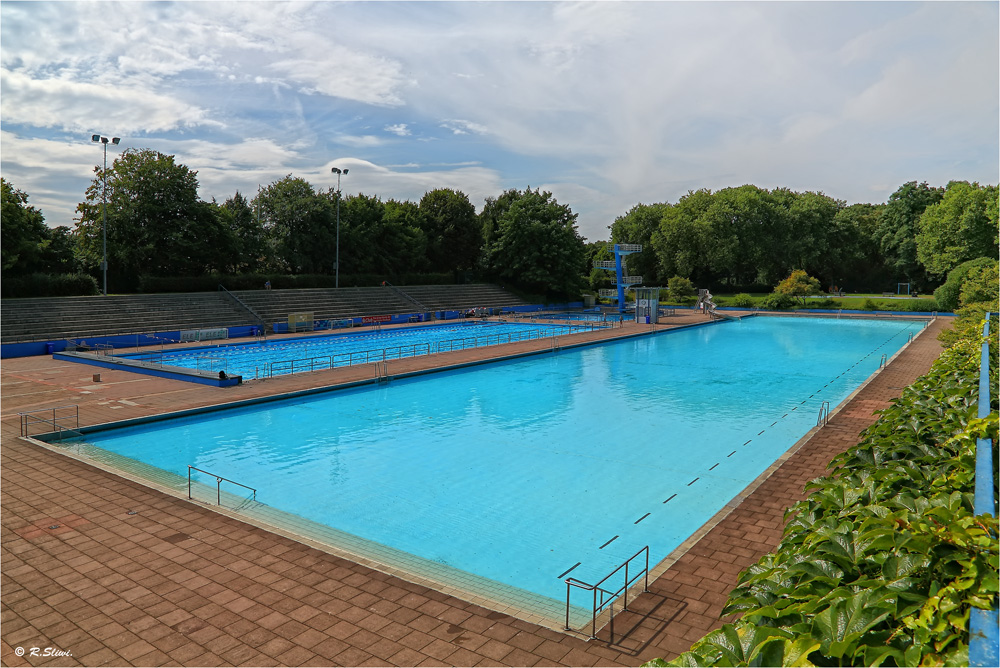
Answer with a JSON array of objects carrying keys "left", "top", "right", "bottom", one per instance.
[
  {"left": 120, "top": 321, "right": 599, "bottom": 379},
  {"left": 69, "top": 316, "right": 924, "bottom": 619}
]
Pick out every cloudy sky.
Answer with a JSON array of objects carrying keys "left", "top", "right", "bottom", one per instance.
[{"left": 1, "top": 1, "right": 997, "bottom": 241}]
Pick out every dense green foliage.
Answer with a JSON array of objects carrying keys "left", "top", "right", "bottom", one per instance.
[
  {"left": 875, "top": 181, "right": 945, "bottom": 291},
  {"left": 644, "top": 315, "right": 998, "bottom": 667},
  {"left": 0, "top": 272, "right": 98, "bottom": 298},
  {"left": 774, "top": 270, "right": 823, "bottom": 304},
  {"left": 1, "top": 178, "right": 77, "bottom": 277},
  {"left": 916, "top": 181, "right": 999, "bottom": 279},
  {"left": 75, "top": 148, "right": 229, "bottom": 290},
  {"left": 933, "top": 258, "right": 999, "bottom": 313},
  {"left": 610, "top": 180, "right": 994, "bottom": 295},
  {"left": 2, "top": 148, "right": 996, "bottom": 300},
  {"left": 480, "top": 187, "right": 587, "bottom": 297},
  {"left": 666, "top": 276, "right": 696, "bottom": 303}
]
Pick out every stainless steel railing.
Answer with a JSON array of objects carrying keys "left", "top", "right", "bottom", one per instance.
[
  {"left": 187, "top": 465, "right": 256, "bottom": 507},
  {"left": 565, "top": 545, "right": 649, "bottom": 642},
  {"left": 19, "top": 404, "right": 79, "bottom": 437}
]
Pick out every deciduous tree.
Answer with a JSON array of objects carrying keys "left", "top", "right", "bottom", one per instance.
[
  {"left": 481, "top": 187, "right": 586, "bottom": 297},
  {"left": 916, "top": 180, "right": 998, "bottom": 278},
  {"left": 876, "top": 181, "right": 944, "bottom": 289},
  {"left": 74, "top": 148, "right": 234, "bottom": 288},
  {"left": 418, "top": 188, "right": 481, "bottom": 272}
]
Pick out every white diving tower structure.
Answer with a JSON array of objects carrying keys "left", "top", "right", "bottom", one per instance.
[{"left": 595, "top": 243, "right": 642, "bottom": 313}]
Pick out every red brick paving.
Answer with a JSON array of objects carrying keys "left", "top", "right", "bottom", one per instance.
[{"left": 2, "top": 315, "right": 949, "bottom": 666}]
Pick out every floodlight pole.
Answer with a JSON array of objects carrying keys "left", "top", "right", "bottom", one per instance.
[
  {"left": 331, "top": 167, "right": 348, "bottom": 288},
  {"left": 91, "top": 134, "right": 120, "bottom": 296}
]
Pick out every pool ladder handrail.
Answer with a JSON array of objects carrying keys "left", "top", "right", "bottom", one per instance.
[
  {"left": 879, "top": 353, "right": 888, "bottom": 368},
  {"left": 565, "top": 545, "right": 649, "bottom": 643},
  {"left": 374, "top": 360, "right": 390, "bottom": 383},
  {"left": 188, "top": 465, "right": 256, "bottom": 506},
  {"left": 817, "top": 400, "right": 831, "bottom": 427}
]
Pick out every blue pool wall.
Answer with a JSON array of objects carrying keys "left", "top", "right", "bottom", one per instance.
[{"left": 0, "top": 302, "right": 585, "bottom": 359}]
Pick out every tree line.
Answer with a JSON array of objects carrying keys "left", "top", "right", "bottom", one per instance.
[
  {"left": 2, "top": 146, "right": 997, "bottom": 299},
  {"left": 605, "top": 181, "right": 997, "bottom": 295}
]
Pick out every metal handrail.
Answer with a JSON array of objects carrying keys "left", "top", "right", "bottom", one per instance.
[
  {"left": 565, "top": 545, "right": 650, "bottom": 642},
  {"left": 382, "top": 280, "right": 429, "bottom": 312},
  {"left": 817, "top": 400, "right": 831, "bottom": 427},
  {"left": 19, "top": 404, "right": 79, "bottom": 437},
  {"left": 219, "top": 284, "right": 267, "bottom": 339},
  {"left": 188, "top": 465, "right": 256, "bottom": 506},
  {"left": 270, "top": 355, "right": 334, "bottom": 376},
  {"left": 879, "top": 353, "right": 888, "bottom": 368}
]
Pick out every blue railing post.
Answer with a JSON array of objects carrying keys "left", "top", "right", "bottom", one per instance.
[{"left": 969, "top": 312, "right": 998, "bottom": 667}]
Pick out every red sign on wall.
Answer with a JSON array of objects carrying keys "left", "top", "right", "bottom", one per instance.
[{"left": 361, "top": 315, "right": 391, "bottom": 324}]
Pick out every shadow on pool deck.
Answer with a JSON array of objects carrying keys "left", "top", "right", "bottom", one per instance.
[{"left": 1, "top": 314, "right": 949, "bottom": 667}]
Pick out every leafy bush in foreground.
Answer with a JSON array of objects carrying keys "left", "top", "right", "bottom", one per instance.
[{"left": 645, "top": 317, "right": 998, "bottom": 667}]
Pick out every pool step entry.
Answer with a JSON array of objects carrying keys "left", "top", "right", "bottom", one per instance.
[
  {"left": 564, "top": 545, "right": 649, "bottom": 643},
  {"left": 187, "top": 465, "right": 257, "bottom": 507},
  {"left": 19, "top": 404, "right": 80, "bottom": 438}
]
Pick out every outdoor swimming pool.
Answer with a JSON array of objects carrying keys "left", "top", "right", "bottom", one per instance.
[
  {"left": 56, "top": 316, "right": 925, "bottom": 624},
  {"left": 118, "top": 320, "right": 603, "bottom": 379}
]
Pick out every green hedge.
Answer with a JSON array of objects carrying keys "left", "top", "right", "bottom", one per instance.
[
  {"left": 138, "top": 272, "right": 455, "bottom": 293},
  {"left": 646, "top": 316, "right": 998, "bottom": 667},
  {"left": 1, "top": 272, "right": 99, "bottom": 298},
  {"left": 934, "top": 257, "right": 998, "bottom": 312}
]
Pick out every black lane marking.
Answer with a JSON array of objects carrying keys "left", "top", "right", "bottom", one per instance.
[
  {"left": 688, "top": 477, "right": 700, "bottom": 486},
  {"left": 782, "top": 413, "right": 788, "bottom": 418},
  {"left": 770, "top": 421, "right": 777, "bottom": 427},
  {"left": 599, "top": 535, "right": 619, "bottom": 549},
  {"left": 757, "top": 430, "right": 765, "bottom": 436},
  {"left": 791, "top": 406, "right": 797, "bottom": 411},
  {"left": 663, "top": 493, "right": 677, "bottom": 503},
  {"left": 800, "top": 400, "right": 807, "bottom": 404},
  {"left": 727, "top": 450, "right": 736, "bottom": 457},
  {"left": 635, "top": 513, "right": 651, "bottom": 524},
  {"left": 744, "top": 439, "right": 752, "bottom": 445},
  {"left": 558, "top": 563, "right": 582, "bottom": 579},
  {"left": 709, "top": 462, "right": 719, "bottom": 470}
]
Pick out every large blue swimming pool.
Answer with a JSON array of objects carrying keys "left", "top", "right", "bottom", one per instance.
[{"left": 62, "top": 316, "right": 924, "bottom": 622}]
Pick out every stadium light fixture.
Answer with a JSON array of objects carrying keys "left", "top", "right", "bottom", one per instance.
[
  {"left": 91, "top": 134, "right": 122, "bottom": 296},
  {"left": 331, "top": 167, "right": 349, "bottom": 288}
]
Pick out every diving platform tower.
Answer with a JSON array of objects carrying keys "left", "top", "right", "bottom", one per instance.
[{"left": 594, "top": 244, "right": 642, "bottom": 313}]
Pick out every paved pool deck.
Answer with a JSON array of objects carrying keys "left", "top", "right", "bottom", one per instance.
[{"left": 1, "top": 314, "right": 949, "bottom": 666}]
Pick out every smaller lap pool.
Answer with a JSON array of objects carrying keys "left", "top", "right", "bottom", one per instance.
[{"left": 117, "top": 320, "right": 606, "bottom": 380}]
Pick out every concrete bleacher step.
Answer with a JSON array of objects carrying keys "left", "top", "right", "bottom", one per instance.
[{"left": 1, "top": 284, "right": 530, "bottom": 343}]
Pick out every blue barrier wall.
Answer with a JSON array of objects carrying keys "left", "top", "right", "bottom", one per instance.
[{"left": 969, "top": 312, "right": 998, "bottom": 667}]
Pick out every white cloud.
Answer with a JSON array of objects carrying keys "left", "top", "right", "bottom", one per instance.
[
  {"left": 334, "top": 134, "right": 388, "bottom": 148},
  {"left": 384, "top": 124, "right": 411, "bottom": 137},
  {"left": 0, "top": 68, "right": 214, "bottom": 133},
  {"left": 440, "top": 120, "right": 488, "bottom": 136},
  {"left": 316, "top": 158, "right": 503, "bottom": 209},
  {"left": 1, "top": 1, "right": 996, "bottom": 240}
]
